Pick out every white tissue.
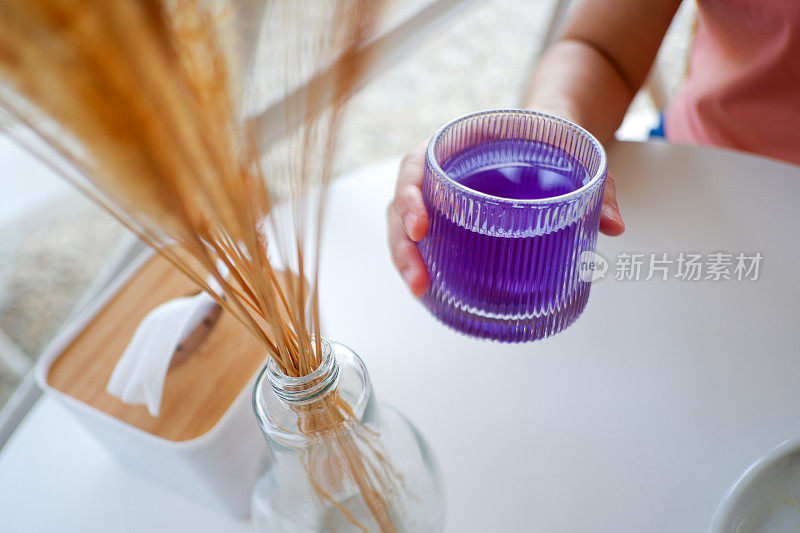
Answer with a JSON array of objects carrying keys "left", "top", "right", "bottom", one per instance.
[{"left": 106, "top": 288, "right": 220, "bottom": 417}]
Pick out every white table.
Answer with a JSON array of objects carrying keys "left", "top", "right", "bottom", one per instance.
[{"left": 2, "top": 141, "right": 799, "bottom": 532}]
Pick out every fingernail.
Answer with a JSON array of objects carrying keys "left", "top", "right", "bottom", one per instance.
[
  {"left": 603, "top": 204, "right": 622, "bottom": 222},
  {"left": 401, "top": 267, "right": 416, "bottom": 288},
  {"left": 402, "top": 212, "right": 418, "bottom": 237}
]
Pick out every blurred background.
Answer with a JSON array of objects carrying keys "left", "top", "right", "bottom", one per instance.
[{"left": 0, "top": 0, "right": 695, "bottom": 413}]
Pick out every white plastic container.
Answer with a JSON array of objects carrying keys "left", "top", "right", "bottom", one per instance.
[{"left": 35, "top": 252, "right": 269, "bottom": 518}]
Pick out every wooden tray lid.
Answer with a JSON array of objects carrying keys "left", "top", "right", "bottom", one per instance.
[{"left": 46, "top": 253, "right": 267, "bottom": 442}]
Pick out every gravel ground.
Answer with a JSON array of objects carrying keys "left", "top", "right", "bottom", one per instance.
[
  {"left": 0, "top": 194, "right": 126, "bottom": 406},
  {"left": 0, "top": 0, "right": 694, "bottom": 410}
]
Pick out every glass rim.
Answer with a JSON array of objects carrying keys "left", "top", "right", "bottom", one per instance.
[{"left": 426, "top": 108, "right": 608, "bottom": 206}]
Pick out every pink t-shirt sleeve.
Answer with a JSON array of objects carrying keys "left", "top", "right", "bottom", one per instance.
[{"left": 665, "top": 0, "right": 800, "bottom": 166}]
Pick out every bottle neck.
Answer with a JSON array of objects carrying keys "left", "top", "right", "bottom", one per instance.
[
  {"left": 266, "top": 339, "right": 339, "bottom": 405},
  {"left": 253, "top": 338, "right": 373, "bottom": 446}
]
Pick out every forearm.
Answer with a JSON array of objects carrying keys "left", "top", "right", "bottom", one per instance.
[
  {"left": 522, "top": 0, "right": 681, "bottom": 145},
  {"left": 522, "top": 38, "right": 635, "bottom": 145}
]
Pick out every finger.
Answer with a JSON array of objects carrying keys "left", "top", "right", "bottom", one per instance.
[
  {"left": 395, "top": 140, "right": 427, "bottom": 189},
  {"left": 599, "top": 174, "right": 625, "bottom": 236},
  {"left": 391, "top": 141, "right": 430, "bottom": 242},
  {"left": 387, "top": 204, "right": 430, "bottom": 297},
  {"left": 391, "top": 183, "right": 429, "bottom": 242}
]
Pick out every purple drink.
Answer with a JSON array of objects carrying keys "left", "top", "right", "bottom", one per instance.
[
  {"left": 420, "top": 110, "right": 606, "bottom": 342},
  {"left": 447, "top": 139, "right": 591, "bottom": 199}
]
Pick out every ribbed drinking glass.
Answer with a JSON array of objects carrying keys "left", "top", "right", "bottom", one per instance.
[{"left": 420, "top": 109, "right": 607, "bottom": 342}]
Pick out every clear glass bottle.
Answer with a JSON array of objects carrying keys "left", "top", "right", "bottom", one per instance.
[{"left": 251, "top": 338, "right": 444, "bottom": 532}]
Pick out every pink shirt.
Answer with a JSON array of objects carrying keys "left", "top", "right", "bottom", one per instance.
[{"left": 666, "top": 0, "right": 800, "bottom": 165}]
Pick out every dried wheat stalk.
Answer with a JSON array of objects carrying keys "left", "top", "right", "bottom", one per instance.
[{"left": 0, "top": 0, "right": 402, "bottom": 530}]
